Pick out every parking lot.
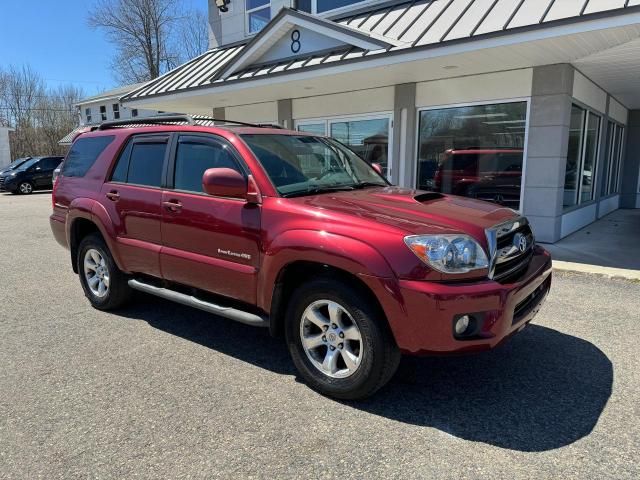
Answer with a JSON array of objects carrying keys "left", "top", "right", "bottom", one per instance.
[{"left": 0, "top": 193, "right": 638, "bottom": 479}]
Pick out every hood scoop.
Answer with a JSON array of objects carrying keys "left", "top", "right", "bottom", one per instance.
[{"left": 414, "top": 192, "right": 444, "bottom": 203}]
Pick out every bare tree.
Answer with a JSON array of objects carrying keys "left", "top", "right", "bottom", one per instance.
[
  {"left": 88, "top": 0, "right": 208, "bottom": 85},
  {"left": 175, "top": 9, "right": 210, "bottom": 64},
  {"left": 0, "top": 65, "right": 84, "bottom": 157}
]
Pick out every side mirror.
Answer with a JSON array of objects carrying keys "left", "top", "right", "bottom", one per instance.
[
  {"left": 371, "top": 163, "right": 383, "bottom": 175},
  {"left": 202, "top": 168, "right": 248, "bottom": 200}
]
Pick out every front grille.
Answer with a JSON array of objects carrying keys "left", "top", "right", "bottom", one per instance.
[{"left": 486, "top": 217, "right": 535, "bottom": 283}]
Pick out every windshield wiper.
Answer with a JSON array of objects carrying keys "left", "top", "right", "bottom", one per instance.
[{"left": 282, "top": 184, "right": 355, "bottom": 198}]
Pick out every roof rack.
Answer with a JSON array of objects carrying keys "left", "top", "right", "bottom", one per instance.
[{"left": 96, "top": 114, "right": 283, "bottom": 130}]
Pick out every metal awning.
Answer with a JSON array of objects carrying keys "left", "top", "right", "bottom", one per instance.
[
  {"left": 122, "top": 0, "right": 640, "bottom": 104},
  {"left": 58, "top": 126, "right": 94, "bottom": 146}
]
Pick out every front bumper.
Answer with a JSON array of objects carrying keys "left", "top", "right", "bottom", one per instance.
[
  {"left": 368, "top": 246, "right": 552, "bottom": 355},
  {"left": 0, "top": 176, "right": 16, "bottom": 192}
]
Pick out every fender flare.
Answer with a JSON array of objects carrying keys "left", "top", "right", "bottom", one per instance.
[
  {"left": 258, "top": 229, "right": 396, "bottom": 312},
  {"left": 66, "top": 198, "right": 125, "bottom": 271}
]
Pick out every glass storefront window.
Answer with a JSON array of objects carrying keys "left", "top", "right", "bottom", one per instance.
[
  {"left": 580, "top": 112, "right": 601, "bottom": 203},
  {"left": 564, "top": 104, "right": 602, "bottom": 208},
  {"left": 297, "top": 123, "right": 326, "bottom": 136},
  {"left": 329, "top": 118, "right": 391, "bottom": 179},
  {"left": 564, "top": 105, "right": 586, "bottom": 208},
  {"left": 417, "top": 102, "right": 527, "bottom": 210}
]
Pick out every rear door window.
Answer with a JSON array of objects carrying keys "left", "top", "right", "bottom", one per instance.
[
  {"left": 110, "top": 136, "right": 168, "bottom": 188},
  {"left": 62, "top": 136, "right": 115, "bottom": 177}
]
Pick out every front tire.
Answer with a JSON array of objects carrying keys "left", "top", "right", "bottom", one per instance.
[
  {"left": 77, "top": 233, "right": 132, "bottom": 310},
  {"left": 285, "top": 278, "right": 400, "bottom": 400}
]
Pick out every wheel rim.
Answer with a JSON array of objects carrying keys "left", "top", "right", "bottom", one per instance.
[
  {"left": 19, "top": 183, "right": 32, "bottom": 194},
  {"left": 83, "top": 249, "right": 110, "bottom": 298},
  {"left": 299, "top": 300, "right": 364, "bottom": 379}
]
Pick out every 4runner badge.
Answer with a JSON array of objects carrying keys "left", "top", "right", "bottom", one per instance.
[{"left": 217, "top": 249, "right": 252, "bottom": 260}]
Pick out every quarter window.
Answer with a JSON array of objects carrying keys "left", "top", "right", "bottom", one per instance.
[
  {"left": 62, "top": 136, "right": 115, "bottom": 177},
  {"left": 174, "top": 139, "right": 241, "bottom": 193},
  {"left": 246, "top": 0, "right": 270, "bottom": 34}
]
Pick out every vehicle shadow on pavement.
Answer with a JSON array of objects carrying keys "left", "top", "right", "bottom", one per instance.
[
  {"left": 122, "top": 296, "right": 612, "bottom": 453},
  {"left": 361, "top": 324, "right": 613, "bottom": 452}
]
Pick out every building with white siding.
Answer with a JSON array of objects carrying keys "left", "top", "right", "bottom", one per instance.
[{"left": 119, "top": 0, "right": 640, "bottom": 243}]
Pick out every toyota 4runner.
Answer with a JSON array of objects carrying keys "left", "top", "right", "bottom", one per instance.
[{"left": 50, "top": 116, "right": 552, "bottom": 400}]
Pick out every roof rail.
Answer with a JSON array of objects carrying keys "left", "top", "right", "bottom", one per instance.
[{"left": 96, "top": 114, "right": 283, "bottom": 130}]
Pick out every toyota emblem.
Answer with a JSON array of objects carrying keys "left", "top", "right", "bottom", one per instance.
[{"left": 513, "top": 233, "right": 528, "bottom": 253}]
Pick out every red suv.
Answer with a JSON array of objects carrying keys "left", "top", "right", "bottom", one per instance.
[{"left": 50, "top": 116, "right": 552, "bottom": 400}]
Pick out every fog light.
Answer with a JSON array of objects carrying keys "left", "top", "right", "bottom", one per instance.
[{"left": 455, "top": 315, "right": 470, "bottom": 335}]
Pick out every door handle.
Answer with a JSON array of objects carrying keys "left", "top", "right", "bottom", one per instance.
[
  {"left": 106, "top": 191, "right": 120, "bottom": 201},
  {"left": 163, "top": 200, "right": 182, "bottom": 212}
]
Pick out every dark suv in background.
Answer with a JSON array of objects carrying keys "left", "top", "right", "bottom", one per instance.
[{"left": 0, "top": 156, "right": 64, "bottom": 194}]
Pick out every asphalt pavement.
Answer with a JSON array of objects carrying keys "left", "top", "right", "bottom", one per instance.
[{"left": 0, "top": 193, "right": 638, "bottom": 479}]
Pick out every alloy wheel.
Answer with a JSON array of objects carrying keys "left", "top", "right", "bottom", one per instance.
[
  {"left": 19, "top": 183, "right": 32, "bottom": 194},
  {"left": 299, "top": 300, "right": 364, "bottom": 378},
  {"left": 83, "top": 249, "right": 110, "bottom": 298}
]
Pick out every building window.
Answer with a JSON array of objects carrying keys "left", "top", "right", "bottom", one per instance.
[
  {"left": 297, "top": 123, "right": 326, "bottom": 136},
  {"left": 417, "top": 102, "right": 527, "bottom": 210},
  {"left": 297, "top": 1, "right": 370, "bottom": 14},
  {"left": 601, "top": 121, "right": 625, "bottom": 197},
  {"left": 296, "top": 115, "right": 392, "bottom": 179},
  {"left": 563, "top": 105, "right": 601, "bottom": 208},
  {"left": 85, "top": 108, "right": 92, "bottom": 124},
  {"left": 131, "top": 109, "right": 139, "bottom": 118},
  {"left": 246, "top": 0, "right": 270, "bottom": 34},
  {"left": 112, "top": 103, "right": 120, "bottom": 120},
  {"left": 100, "top": 105, "right": 107, "bottom": 121},
  {"left": 330, "top": 118, "right": 391, "bottom": 179}
]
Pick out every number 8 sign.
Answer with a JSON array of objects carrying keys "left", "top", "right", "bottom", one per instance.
[{"left": 291, "top": 29, "right": 301, "bottom": 54}]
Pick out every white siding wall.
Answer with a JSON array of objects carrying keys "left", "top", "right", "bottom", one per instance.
[
  {"left": 415, "top": 69, "right": 533, "bottom": 107},
  {"left": 572, "top": 71, "right": 607, "bottom": 114},
  {"left": 292, "top": 87, "right": 394, "bottom": 120},
  {"left": 225, "top": 101, "right": 279, "bottom": 123},
  {"left": 80, "top": 100, "right": 160, "bottom": 125},
  {"left": 609, "top": 98, "right": 629, "bottom": 125}
]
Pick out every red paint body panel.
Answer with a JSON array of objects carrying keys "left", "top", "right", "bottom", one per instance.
[{"left": 50, "top": 125, "right": 552, "bottom": 356}]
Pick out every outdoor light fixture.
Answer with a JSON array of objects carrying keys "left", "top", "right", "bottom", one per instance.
[{"left": 215, "top": 0, "right": 231, "bottom": 12}]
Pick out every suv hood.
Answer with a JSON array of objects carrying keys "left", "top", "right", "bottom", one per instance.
[{"left": 292, "top": 186, "right": 518, "bottom": 242}]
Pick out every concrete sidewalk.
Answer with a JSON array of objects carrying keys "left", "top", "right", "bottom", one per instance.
[{"left": 541, "top": 209, "right": 640, "bottom": 280}]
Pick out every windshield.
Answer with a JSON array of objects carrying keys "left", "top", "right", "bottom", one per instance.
[
  {"left": 241, "top": 134, "right": 388, "bottom": 197},
  {"left": 15, "top": 158, "right": 41, "bottom": 171},
  {"left": 7, "top": 157, "right": 30, "bottom": 170}
]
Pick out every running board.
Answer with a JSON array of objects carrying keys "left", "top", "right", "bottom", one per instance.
[{"left": 128, "top": 279, "right": 269, "bottom": 327}]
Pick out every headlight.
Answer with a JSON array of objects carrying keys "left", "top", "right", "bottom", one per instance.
[
  {"left": 404, "top": 234, "right": 489, "bottom": 274},
  {"left": 8, "top": 172, "right": 17, "bottom": 177}
]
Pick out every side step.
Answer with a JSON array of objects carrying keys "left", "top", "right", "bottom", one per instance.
[{"left": 128, "top": 279, "right": 269, "bottom": 327}]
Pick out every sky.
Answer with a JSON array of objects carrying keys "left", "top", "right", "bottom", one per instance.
[{"left": 0, "top": 0, "right": 205, "bottom": 98}]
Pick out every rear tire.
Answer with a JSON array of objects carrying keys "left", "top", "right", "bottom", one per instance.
[
  {"left": 285, "top": 278, "right": 400, "bottom": 400},
  {"left": 77, "top": 233, "right": 132, "bottom": 310},
  {"left": 18, "top": 182, "right": 33, "bottom": 195}
]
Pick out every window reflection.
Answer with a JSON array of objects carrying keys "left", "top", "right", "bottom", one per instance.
[
  {"left": 417, "top": 102, "right": 527, "bottom": 209},
  {"left": 330, "top": 118, "right": 390, "bottom": 178}
]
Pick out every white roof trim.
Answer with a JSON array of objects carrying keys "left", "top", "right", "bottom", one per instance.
[{"left": 217, "top": 9, "right": 397, "bottom": 80}]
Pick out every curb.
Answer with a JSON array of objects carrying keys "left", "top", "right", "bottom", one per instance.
[{"left": 552, "top": 260, "right": 640, "bottom": 281}]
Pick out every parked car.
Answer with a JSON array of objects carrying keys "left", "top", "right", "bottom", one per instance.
[
  {"left": 0, "top": 157, "right": 31, "bottom": 176},
  {"left": 432, "top": 148, "right": 523, "bottom": 198},
  {"left": 50, "top": 116, "right": 551, "bottom": 400},
  {"left": 0, "top": 156, "right": 64, "bottom": 194}
]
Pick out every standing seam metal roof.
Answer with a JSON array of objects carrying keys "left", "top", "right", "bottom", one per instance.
[{"left": 123, "top": 0, "right": 639, "bottom": 101}]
